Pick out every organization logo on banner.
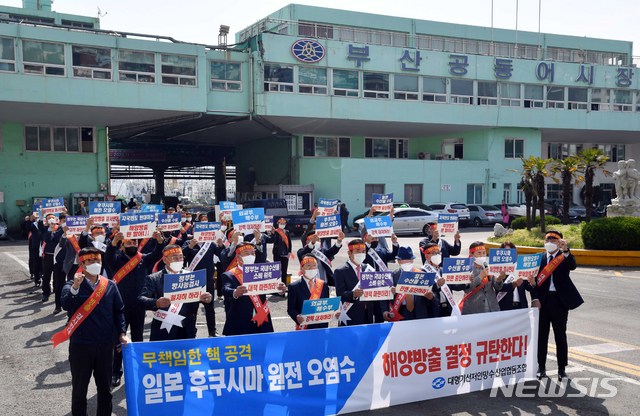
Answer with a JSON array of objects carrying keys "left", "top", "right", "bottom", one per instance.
[
  {"left": 442, "top": 257, "right": 474, "bottom": 284},
  {"left": 315, "top": 214, "right": 341, "bottom": 238},
  {"left": 89, "top": 201, "right": 121, "bottom": 227},
  {"left": 437, "top": 214, "right": 458, "bottom": 240},
  {"left": 291, "top": 39, "right": 326, "bottom": 63},
  {"left": 489, "top": 248, "right": 517, "bottom": 275}
]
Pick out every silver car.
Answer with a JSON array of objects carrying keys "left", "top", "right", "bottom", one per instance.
[
  {"left": 467, "top": 204, "right": 504, "bottom": 227},
  {"left": 355, "top": 207, "right": 438, "bottom": 236}
]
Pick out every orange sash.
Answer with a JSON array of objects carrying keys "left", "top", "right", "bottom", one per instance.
[
  {"left": 231, "top": 267, "right": 270, "bottom": 327},
  {"left": 388, "top": 267, "right": 421, "bottom": 321},
  {"left": 113, "top": 252, "right": 143, "bottom": 284},
  {"left": 51, "top": 276, "right": 109, "bottom": 348},
  {"left": 275, "top": 228, "right": 290, "bottom": 250},
  {"left": 536, "top": 253, "right": 565, "bottom": 287},
  {"left": 226, "top": 255, "right": 238, "bottom": 272},
  {"left": 298, "top": 279, "right": 325, "bottom": 330},
  {"left": 67, "top": 233, "right": 83, "bottom": 273}
]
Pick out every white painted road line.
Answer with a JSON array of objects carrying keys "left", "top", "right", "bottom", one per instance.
[{"left": 4, "top": 252, "right": 29, "bottom": 272}]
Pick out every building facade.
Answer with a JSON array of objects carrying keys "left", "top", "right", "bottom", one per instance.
[{"left": 1, "top": 2, "right": 638, "bottom": 230}]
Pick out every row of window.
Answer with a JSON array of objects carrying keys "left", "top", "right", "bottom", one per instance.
[
  {"left": 547, "top": 143, "right": 626, "bottom": 162},
  {"left": 0, "top": 37, "right": 242, "bottom": 89},
  {"left": 264, "top": 64, "right": 640, "bottom": 111},
  {"left": 364, "top": 183, "right": 505, "bottom": 206},
  {"left": 279, "top": 20, "right": 629, "bottom": 66},
  {"left": 24, "top": 126, "right": 95, "bottom": 153}
]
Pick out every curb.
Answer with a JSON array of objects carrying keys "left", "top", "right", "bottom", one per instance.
[{"left": 484, "top": 242, "right": 640, "bottom": 267}]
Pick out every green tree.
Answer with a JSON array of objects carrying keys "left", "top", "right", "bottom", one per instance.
[
  {"left": 549, "top": 156, "right": 582, "bottom": 225},
  {"left": 519, "top": 158, "right": 535, "bottom": 230},
  {"left": 521, "top": 156, "right": 552, "bottom": 232},
  {"left": 577, "top": 148, "right": 610, "bottom": 222}
]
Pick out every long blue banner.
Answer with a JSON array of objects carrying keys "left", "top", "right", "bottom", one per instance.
[{"left": 123, "top": 309, "right": 537, "bottom": 415}]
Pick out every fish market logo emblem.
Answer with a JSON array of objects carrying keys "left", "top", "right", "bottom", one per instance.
[
  {"left": 291, "top": 39, "right": 325, "bottom": 63},
  {"left": 432, "top": 377, "right": 446, "bottom": 389}
]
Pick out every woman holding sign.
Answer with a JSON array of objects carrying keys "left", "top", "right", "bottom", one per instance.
[{"left": 459, "top": 241, "right": 504, "bottom": 315}]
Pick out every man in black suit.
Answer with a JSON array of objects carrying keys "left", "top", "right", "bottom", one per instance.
[
  {"left": 419, "top": 222, "right": 461, "bottom": 264},
  {"left": 530, "top": 230, "right": 583, "bottom": 382},
  {"left": 296, "top": 230, "right": 344, "bottom": 286},
  {"left": 497, "top": 242, "right": 534, "bottom": 311},
  {"left": 221, "top": 242, "right": 286, "bottom": 336},
  {"left": 334, "top": 239, "right": 383, "bottom": 325},
  {"left": 287, "top": 255, "right": 331, "bottom": 330}
]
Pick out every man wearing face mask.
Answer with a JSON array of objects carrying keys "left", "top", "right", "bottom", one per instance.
[
  {"left": 426, "top": 243, "right": 468, "bottom": 317},
  {"left": 496, "top": 241, "right": 535, "bottom": 311},
  {"left": 459, "top": 241, "right": 504, "bottom": 315},
  {"left": 265, "top": 218, "right": 292, "bottom": 290},
  {"left": 287, "top": 255, "right": 331, "bottom": 330},
  {"left": 105, "top": 230, "right": 164, "bottom": 387},
  {"left": 362, "top": 232, "right": 399, "bottom": 272},
  {"left": 79, "top": 220, "right": 111, "bottom": 275},
  {"left": 296, "top": 230, "right": 345, "bottom": 287},
  {"left": 40, "top": 213, "right": 64, "bottom": 302},
  {"left": 222, "top": 242, "right": 287, "bottom": 335},
  {"left": 531, "top": 230, "right": 582, "bottom": 382},
  {"left": 334, "top": 239, "right": 383, "bottom": 326},
  {"left": 138, "top": 245, "right": 214, "bottom": 342},
  {"left": 59, "top": 247, "right": 127, "bottom": 416},
  {"left": 419, "top": 222, "right": 461, "bottom": 264},
  {"left": 383, "top": 246, "right": 437, "bottom": 321}
]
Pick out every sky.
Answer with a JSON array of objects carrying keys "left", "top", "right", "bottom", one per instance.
[{"left": 1, "top": 0, "right": 639, "bottom": 56}]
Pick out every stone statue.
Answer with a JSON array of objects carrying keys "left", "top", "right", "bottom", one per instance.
[
  {"left": 608, "top": 159, "right": 640, "bottom": 218},
  {"left": 493, "top": 223, "right": 513, "bottom": 237}
]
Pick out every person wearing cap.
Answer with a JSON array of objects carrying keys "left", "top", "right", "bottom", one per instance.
[
  {"left": 496, "top": 241, "right": 535, "bottom": 311},
  {"left": 61, "top": 246, "right": 127, "bottom": 416},
  {"left": 40, "top": 213, "right": 64, "bottom": 302},
  {"left": 221, "top": 242, "right": 286, "bottom": 335},
  {"left": 138, "top": 245, "right": 214, "bottom": 341},
  {"left": 531, "top": 230, "right": 582, "bottom": 382},
  {"left": 296, "top": 230, "right": 345, "bottom": 286},
  {"left": 419, "top": 222, "right": 461, "bottom": 264},
  {"left": 105, "top": 230, "right": 164, "bottom": 387},
  {"left": 383, "top": 246, "right": 437, "bottom": 321},
  {"left": 266, "top": 218, "right": 292, "bottom": 289},
  {"left": 459, "top": 241, "right": 504, "bottom": 315},
  {"left": 334, "top": 239, "right": 383, "bottom": 325},
  {"left": 287, "top": 255, "right": 331, "bottom": 330}
]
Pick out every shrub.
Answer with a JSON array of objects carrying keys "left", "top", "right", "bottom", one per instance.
[
  {"left": 582, "top": 217, "right": 640, "bottom": 250},
  {"left": 511, "top": 215, "right": 560, "bottom": 230}
]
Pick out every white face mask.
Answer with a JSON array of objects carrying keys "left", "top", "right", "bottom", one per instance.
[
  {"left": 169, "top": 261, "right": 183, "bottom": 272},
  {"left": 221, "top": 225, "right": 227, "bottom": 232},
  {"left": 353, "top": 253, "right": 366, "bottom": 265},
  {"left": 474, "top": 256, "right": 487, "bottom": 266},
  {"left": 304, "top": 269, "right": 318, "bottom": 279},
  {"left": 85, "top": 263, "right": 102, "bottom": 276},
  {"left": 311, "top": 242, "right": 320, "bottom": 250},
  {"left": 242, "top": 255, "right": 256, "bottom": 265},
  {"left": 93, "top": 234, "right": 105, "bottom": 243},
  {"left": 399, "top": 263, "right": 414, "bottom": 272},
  {"left": 430, "top": 254, "right": 442, "bottom": 266},
  {"left": 278, "top": 224, "right": 286, "bottom": 229},
  {"left": 544, "top": 242, "right": 558, "bottom": 253}
]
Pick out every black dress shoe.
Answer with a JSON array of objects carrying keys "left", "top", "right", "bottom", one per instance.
[
  {"left": 42, "top": 295, "right": 49, "bottom": 302},
  {"left": 34, "top": 281, "right": 41, "bottom": 287},
  {"left": 537, "top": 370, "right": 547, "bottom": 380},
  {"left": 52, "top": 307, "right": 62, "bottom": 315},
  {"left": 112, "top": 376, "right": 121, "bottom": 387},
  {"left": 558, "top": 370, "right": 569, "bottom": 382}
]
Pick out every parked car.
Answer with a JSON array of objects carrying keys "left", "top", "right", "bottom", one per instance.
[
  {"left": 392, "top": 202, "right": 431, "bottom": 211},
  {"left": 544, "top": 200, "right": 586, "bottom": 222},
  {"left": 426, "top": 203, "right": 470, "bottom": 226},
  {"left": 354, "top": 207, "right": 438, "bottom": 236},
  {"left": 507, "top": 203, "right": 541, "bottom": 218},
  {"left": 467, "top": 204, "right": 504, "bottom": 227},
  {"left": 0, "top": 214, "right": 7, "bottom": 239}
]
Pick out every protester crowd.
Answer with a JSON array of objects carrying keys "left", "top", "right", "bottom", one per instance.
[{"left": 21, "top": 200, "right": 582, "bottom": 416}]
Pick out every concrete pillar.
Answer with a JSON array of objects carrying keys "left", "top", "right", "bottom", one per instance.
[
  {"left": 215, "top": 159, "right": 227, "bottom": 203},
  {"left": 153, "top": 167, "right": 166, "bottom": 197}
]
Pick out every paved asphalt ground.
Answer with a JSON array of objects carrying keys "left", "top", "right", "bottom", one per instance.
[{"left": 0, "top": 228, "right": 638, "bottom": 415}]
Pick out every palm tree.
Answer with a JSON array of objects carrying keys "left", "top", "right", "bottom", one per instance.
[
  {"left": 549, "top": 156, "right": 582, "bottom": 224},
  {"left": 519, "top": 158, "right": 535, "bottom": 230},
  {"left": 578, "top": 148, "right": 610, "bottom": 222},
  {"left": 520, "top": 156, "right": 552, "bottom": 231}
]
